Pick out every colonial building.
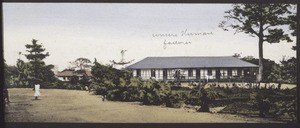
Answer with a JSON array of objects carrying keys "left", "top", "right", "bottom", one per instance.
[
  {"left": 126, "top": 56, "right": 259, "bottom": 82},
  {"left": 56, "top": 69, "right": 93, "bottom": 82}
]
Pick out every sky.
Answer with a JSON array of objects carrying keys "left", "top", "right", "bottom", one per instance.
[{"left": 3, "top": 3, "right": 296, "bottom": 71}]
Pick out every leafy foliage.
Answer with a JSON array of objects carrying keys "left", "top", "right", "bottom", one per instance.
[
  {"left": 186, "top": 85, "right": 221, "bottom": 112},
  {"left": 69, "top": 75, "right": 79, "bottom": 85},
  {"left": 274, "top": 99, "right": 297, "bottom": 122},
  {"left": 216, "top": 85, "right": 296, "bottom": 121},
  {"left": 91, "top": 59, "right": 131, "bottom": 86},
  {"left": 280, "top": 57, "right": 296, "bottom": 84},
  {"left": 220, "top": 4, "right": 294, "bottom": 82},
  {"left": 241, "top": 56, "right": 279, "bottom": 83},
  {"left": 5, "top": 39, "right": 57, "bottom": 87},
  {"left": 12, "top": 59, "right": 32, "bottom": 87},
  {"left": 253, "top": 92, "right": 271, "bottom": 117},
  {"left": 23, "top": 39, "right": 56, "bottom": 86},
  {"left": 165, "top": 93, "right": 183, "bottom": 108},
  {"left": 241, "top": 56, "right": 296, "bottom": 84},
  {"left": 4, "top": 60, "right": 11, "bottom": 87},
  {"left": 25, "top": 39, "right": 49, "bottom": 61},
  {"left": 140, "top": 79, "right": 171, "bottom": 105},
  {"left": 69, "top": 58, "right": 92, "bottom": 70},
  {"left": 220, "top": 4, "right": 293, "bottom": 42}
]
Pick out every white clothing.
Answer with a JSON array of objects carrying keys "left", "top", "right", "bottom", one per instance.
[{"left": 34, "top": 84, "right": 41, "bottom": 97}]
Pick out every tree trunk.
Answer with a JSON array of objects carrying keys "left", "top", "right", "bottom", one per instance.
[
  {"left": 258, "top": 37, "right": 263, "bottom": 82},
  {"left": 257, "top": 4, "right": 264, "bottom": 82}
]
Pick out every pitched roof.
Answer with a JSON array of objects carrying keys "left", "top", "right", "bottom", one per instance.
[
  {"left": 126, "top": 56, "right": 258, "bottom": 69},
  {"left": 56, "top": 70, "right": 93, "bottom": 77}
]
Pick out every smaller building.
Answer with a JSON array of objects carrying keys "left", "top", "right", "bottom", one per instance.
[{"left": 56, "top": 69, "right": 93, "bottom": 82}]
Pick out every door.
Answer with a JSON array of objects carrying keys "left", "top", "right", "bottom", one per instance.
[{"left": 163, "top": 69, "right": 167, "bottom": 81}]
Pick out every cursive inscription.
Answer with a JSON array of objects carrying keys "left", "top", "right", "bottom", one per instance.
[
  {"left": 152, "top": 33, "right": 178, "bottom": 38},
  {"left": 181, "top": 29, "right": 213, "bottom": 36},
  {"left": 152, "top": 29, "right": 213, "bottom": 49},
  {"left": 163, "top": 40, "right": 192, "bottom": 49},
  {"left": 152, "top": 29, "right": 213, "bottom": 38}
]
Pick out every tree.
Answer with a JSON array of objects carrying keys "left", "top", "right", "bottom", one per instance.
[
  {"left": 286, "top": 5, "right": 297, "bottom": 50},
  {"left": 4, "top": 60, "right": 10, "bottom": 87},
  {"left": 220, "top": 4, "right": 293, "bottom": 82},
  {"left": 280, "top": 57, "right": 296, "bottom": 84},
  {"left": 24, "top": 39, "right": 55, "bottom": 85},
  {"left": 40, "top": 64, "right": 57, "bottom": 83},
  {"left": 91, "top": 58, "right": 131, "bottom": 86},
  {"left": 69, "top": 58, "right": 92, "bottom": 70},
  {"left": 69, "top": 75, "right": 79, "bottom": 85},
  {"left": 241, "top": 56, "right": 279, "bottom": 83},
  {"left": 4, "top": 60, "right": 19, "bottom": 87},
  {"left": 15, "top": 59, "right": 32, "bottom": 86},
  {"left": 232, "top": 53, "right": 241, "bottom": 58},
  {"left": 267, "top": 64, "right": 282, "bottom": 83},
  {"left": 91, "top": 59, "right": 115, "bottom": 84}
]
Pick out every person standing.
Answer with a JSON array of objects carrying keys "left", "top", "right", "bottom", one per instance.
[{"left": 34, "top": 83, "right": 41, "bottom": 100}]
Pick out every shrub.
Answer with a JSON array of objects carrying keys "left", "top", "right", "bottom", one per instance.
[
  {"left": 249, "top": 91, "right": 272, "bottom": 117},
  {"left": 107, "top": 89, "right": 121, "bottom": 100},
  {"left": 140, "top": 80, "right": 171, "bottom": 105},
  {"left": 274, "top": 99, "right": 297, "bottom": 122},
  {"left": 197, "top": 87, "right": 210, "bottom": 112},
  {"left": 165, "top": 93, "right": 184, "bottom": 108},
  {"left": 95, "top": 86, "right": 107, "bottom": 95},
  {"left": 124, "top": 86, "right": 140, "bottom": 101}
]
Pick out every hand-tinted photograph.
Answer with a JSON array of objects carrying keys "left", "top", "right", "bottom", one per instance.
[{"left": 3, "top": 3, "right": 297, "bottom": 123}]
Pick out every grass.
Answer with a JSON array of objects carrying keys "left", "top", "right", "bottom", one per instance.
[{"left": 5, "top": 88, "right": 284, "bottom": 123}]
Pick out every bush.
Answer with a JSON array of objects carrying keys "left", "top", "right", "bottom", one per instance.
[
  {"left": 95, "top": 86, "right": 107, "bottom": 95},
  {"left": 171, "top": 86, "right": 191, "bottom": 91},
  {"left": 93, "top": 78, "right": 142, "bottom": 102},
  {"left": 257, "top": 98, "right": 271, "bottom": 117},
  {"left": 185, "top": 85, "right": 211, "bottom": 112},
  {"left": 140, "top": 80, "right": 171, "bottom": 105},
  {"left": 274, "top": 99, "right": 297, "bottom": 122},
  {"left": 197, "top": 87, "right": 210, "bottom": 112},
  {"left": 165, "top": 93, "right": 183, "bottom": 108},
  {"left": 107, "top": 89, "right": 121, "bottom": 100},
  {"left": 41, "top": 82, "right": 57, "bottom": 89},
  {"left": 55, "top": 82, "right": 83, "bottom": 90}
]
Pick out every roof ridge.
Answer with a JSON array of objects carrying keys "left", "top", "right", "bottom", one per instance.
[{"left": 127, "top": 56, "right": 258, "bottom": 69}]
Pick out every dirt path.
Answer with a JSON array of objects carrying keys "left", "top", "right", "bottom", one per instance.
[{"left": 5, "top": 88, "right": 283, "bottom": 123}]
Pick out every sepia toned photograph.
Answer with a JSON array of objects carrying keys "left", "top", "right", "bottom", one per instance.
[{"left": 3, "top": 2, "right": 297, "bottom": 124}]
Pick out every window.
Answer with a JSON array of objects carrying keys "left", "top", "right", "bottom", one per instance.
[
  {"left": 136, "top": 69, "right": 141, "bottom": 77},
  {"left": 151, "top": 69, "right": 156, "bottom": 77},
  {"left": 188, "top": 69, "right": 196, "bottom": 79},
  {"left": 133, "top": 70, "right": 137, "bottom": 77},
  {"left": 167, "top": 69, "right": 175, "bottom": 79},
  {"left": 155, "top": 70, "right": 163, "bottom": 80},
  {"left": 141, "top": 70, "right": 151, "bottom": 79},
  {"left": 241, "top": 70, "right": 244, "bottom": 76},
  {"left": 188, "top": 69, "right": 193, "bottom": 77},
  {"left": 208, "top": 69, "right": 212, "bottom": 76},
  {"left": 220, "top": 69, "right": 228, "bottom": 79},
  {"left": 232, "top": 69, "right": 238, "bottom": 76},
  {"left": 200, "top": 69, "right": 208, "bottom": 79}
]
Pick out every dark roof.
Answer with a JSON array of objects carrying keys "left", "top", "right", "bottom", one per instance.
[
  {"left": 126, "top": 56, "right": 258, "bottom": 69},
  {"left": 56, "top": 70, "right": 93, "bottom": 77}
]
